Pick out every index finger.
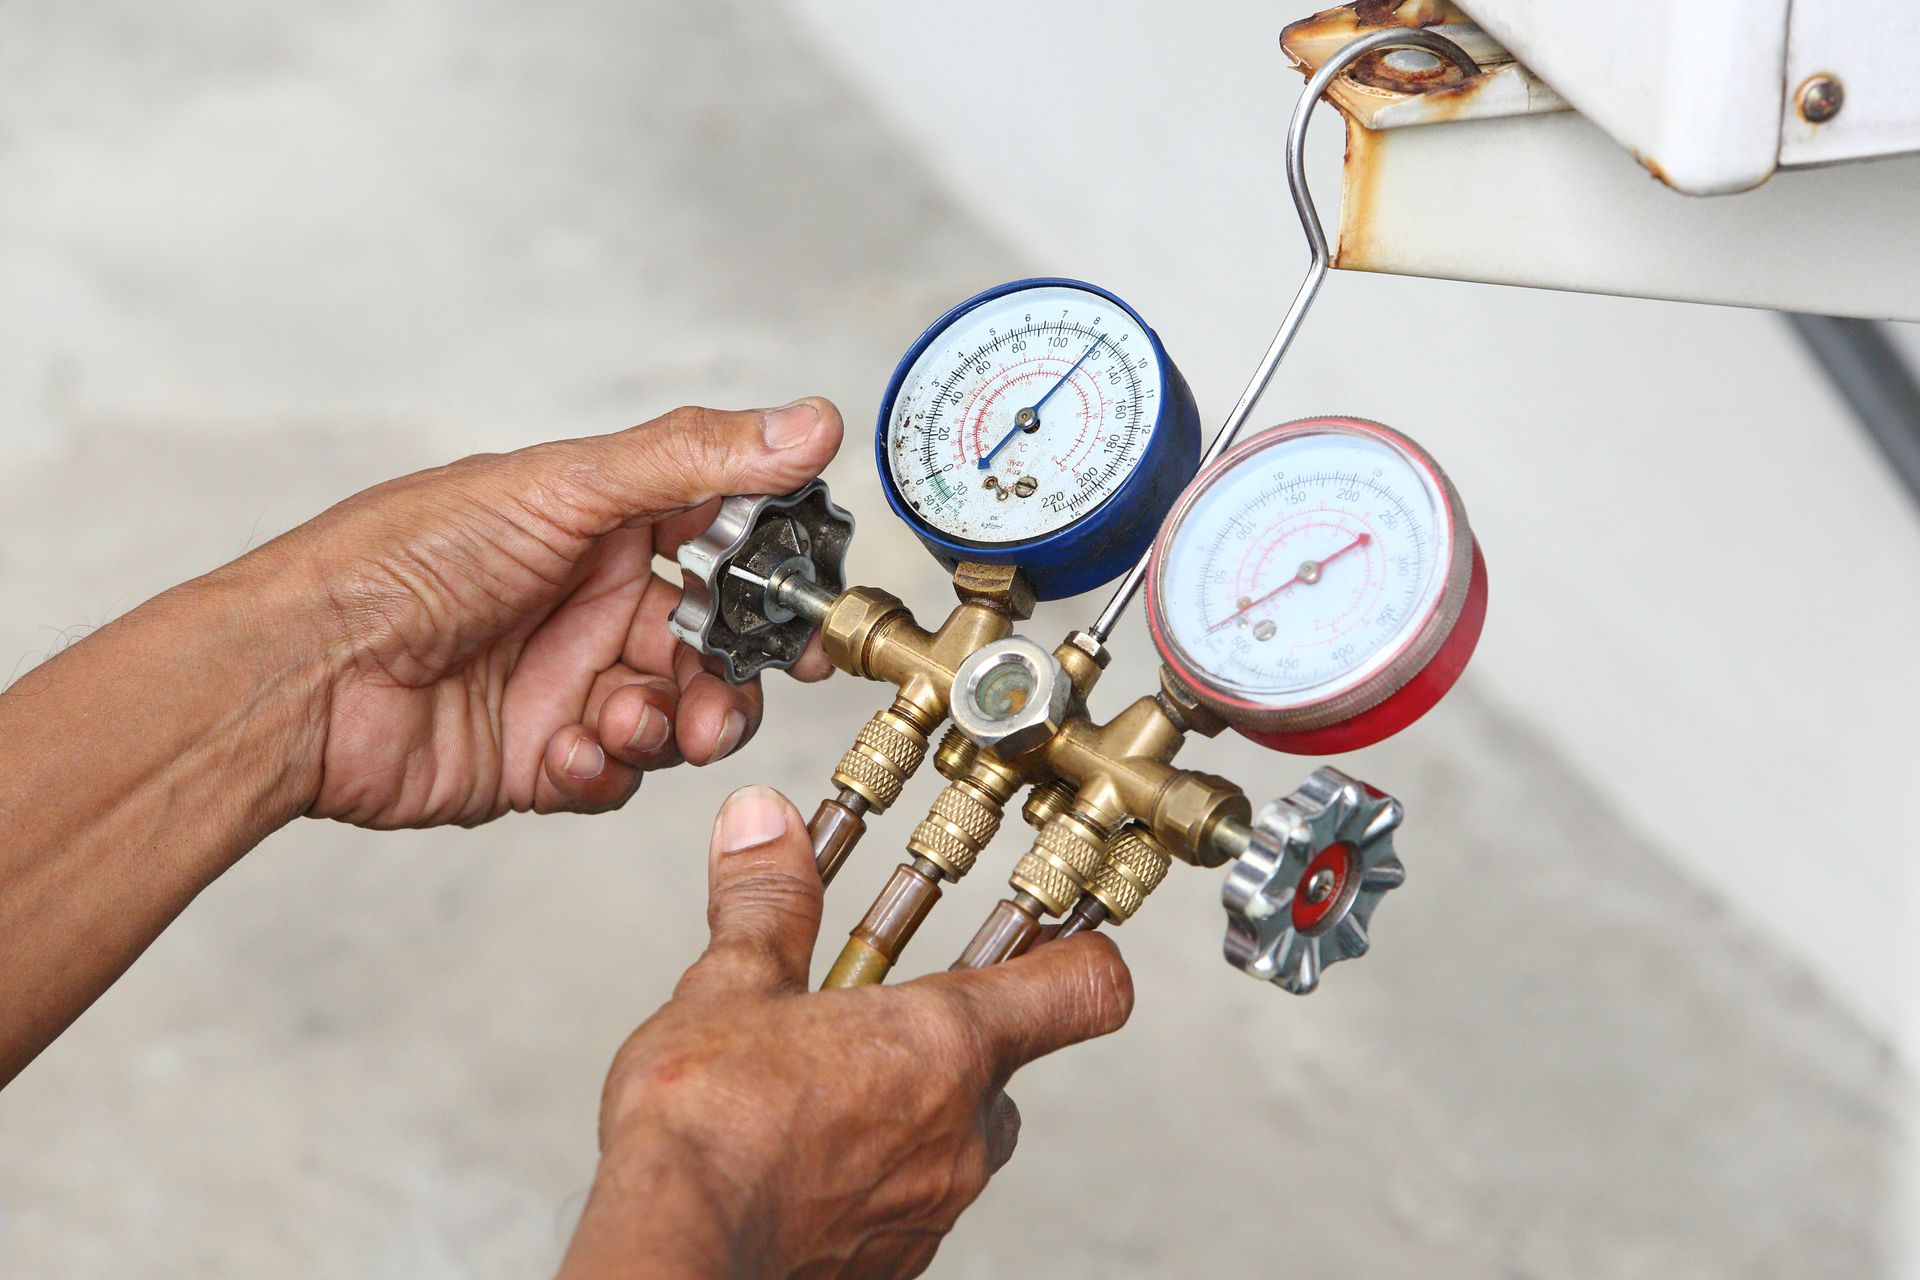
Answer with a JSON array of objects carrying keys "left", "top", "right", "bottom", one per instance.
[{"left": 907, "top": 934, "right": 1135, "bottom": 1080}]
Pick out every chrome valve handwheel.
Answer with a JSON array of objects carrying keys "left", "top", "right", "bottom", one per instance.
[
  {"left": 1222, "top": 767, "right": 1405, "bottom": 994},
  {"left": 668, "top": 480, "right": 853, "bottom": 683}
]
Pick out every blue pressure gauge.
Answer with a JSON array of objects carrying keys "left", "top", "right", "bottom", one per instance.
[{"left": 874, "top": 278, "right": 1201, "bottom": 600}]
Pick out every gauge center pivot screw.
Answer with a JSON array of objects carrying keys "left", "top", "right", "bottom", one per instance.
[{"left": 1222, "top": 767, "right": 1406, "bottom": 995}]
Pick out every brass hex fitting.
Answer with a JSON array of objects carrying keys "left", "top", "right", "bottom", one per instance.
[
  {"left": 1034, "top": 695, "right": 1251, "bottom": 868},
  {"left": 825, "top": 583, "right": 1023, "bottom": 720},
  {"left": 1012, "top": 811, "right": 1108, "bottom": 915},
  {"left": 1053, "top": 630, "right": 1110, "bottom": 704},
  {"left": 831, "top": 701, "right": 932, "bottom": 812},
  {"left": 1021, "top": 778, "right": 1076, "bottom": 830},
  {"left": 820, "top": 586, "right": 913, "bottom": 681},
  {"left": 1087, "top": 826, "right": 1172, "bottom": 924},
  {"left": 1149, "top": 771, "right": 1251, "bottom": 868},
  {"left": 1156, "top": 665, "right": 1229, "bottom": 737},
  {"left": 952, "top": 561, "right": 1036, "bottom": 621},
  {"left": 1043, "top": 696, "right": 1188, "bottom": 832}
]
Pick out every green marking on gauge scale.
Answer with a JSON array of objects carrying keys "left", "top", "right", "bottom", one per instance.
[{"left": 930, "top": 474, "right": 956, "bottom": 505}]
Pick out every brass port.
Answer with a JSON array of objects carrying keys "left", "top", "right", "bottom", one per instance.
[
  {"left": 1021, "top": 777, "right": 1077, "bottom": 830},
  {"left": 932, "top": 726, "right": 978, "bottom": 780}
]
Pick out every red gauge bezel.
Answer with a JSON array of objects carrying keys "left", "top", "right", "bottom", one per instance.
[{"left": 1144, "top": 416, "right": 1482, "bottom": 755}]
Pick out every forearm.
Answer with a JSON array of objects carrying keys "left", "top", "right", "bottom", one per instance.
[{"left": 0, "top": 549, "right": 327, "bottom": 1083}]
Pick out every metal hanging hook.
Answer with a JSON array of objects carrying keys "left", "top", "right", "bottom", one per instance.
[{"left": 1086, "top": 27, "right": 1482, "bottom": 643}]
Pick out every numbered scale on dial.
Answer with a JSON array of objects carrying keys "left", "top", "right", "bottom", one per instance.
[
  {"left": 1146, "top": 416, "right": 1487, "bottom": 754},
  {"left": 876, "top": 278, "right": 1201, "bottom": 600}
]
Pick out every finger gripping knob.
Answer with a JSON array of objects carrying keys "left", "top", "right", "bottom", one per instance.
[
  {"left": 668, "top": 480, "right": 854, "bottom": 683},
  {"left": 1221, "top": 767, "right": 1405, "bottom": 995}
]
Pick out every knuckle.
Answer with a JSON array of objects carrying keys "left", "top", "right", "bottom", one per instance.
[
  {"left": 690, "top": 938, "right": 788, "bottom": 991},
  {"left": 710, "top": 864, "right": 822, "bottom": 925},
  {"left": 913, "top": 985, "right": 994, "bottom": 1077},
  {"left": 635, "top": 410, "right": 733, "bottom": 501},
  {"left": 606, "top": 1038, "right": 721, "bottom": 1130},
  {"left": 660, "top": 404, "right": 720, "bottom": 438},
  {"left": 1073, "top": 939, "right": 1136, "bottom": 1035}
]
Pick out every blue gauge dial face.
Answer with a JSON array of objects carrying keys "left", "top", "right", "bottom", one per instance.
[{"left": 884, "top": 284, "right": 1163, "bottom": 547}]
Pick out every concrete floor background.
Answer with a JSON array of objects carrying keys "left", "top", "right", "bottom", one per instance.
[{"left": 0, "top": 2, "right": 1910, "bottom": 1276}]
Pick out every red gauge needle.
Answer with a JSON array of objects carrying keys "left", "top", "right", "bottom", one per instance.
[{"left": 1207, "top": 532, "right": 1371, "bottom": 634}]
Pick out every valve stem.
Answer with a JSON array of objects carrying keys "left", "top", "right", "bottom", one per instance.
[
  {"left": 765, "top": 562, "right": 838, "bottom": 624},
  {"left": 951, "top": 892, "right": 1050, "bottom": 970},
  {"left": 1051, "top": 896, "right": 1109, "bottom": 940}
]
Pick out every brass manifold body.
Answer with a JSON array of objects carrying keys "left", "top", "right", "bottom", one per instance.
[{"left": 779, "top": 560, "right": 1254, "bottom": 989}]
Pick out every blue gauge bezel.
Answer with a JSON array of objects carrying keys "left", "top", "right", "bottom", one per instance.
[{"left": 873, "top": 277, "right": 1202, "bottom": 601}]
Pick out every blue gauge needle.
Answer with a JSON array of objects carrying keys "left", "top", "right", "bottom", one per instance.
[{"left": 976, "top": 334, "right": 1106, "bottom": 470}]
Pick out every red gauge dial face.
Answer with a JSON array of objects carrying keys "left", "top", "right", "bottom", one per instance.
[{"left": 1146, "top": 417, "right": 1481, "bottom": 751}]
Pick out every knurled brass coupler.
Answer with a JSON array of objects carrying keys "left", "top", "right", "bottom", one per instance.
[
  {"left": 907, "top": 781, "right": 996, "bottom": 878},
  {"left": 1087, "top": 825, "right": 1172, "bottom": 925},
  {"left": 907, "top": 759, "right": 1021, "bottom": 879},
  {"left": 1012, "top": 810, "right": 1108, "bottom": 915},
  {"left": 1021, "top": 777, "right": 1077, "bottom": 830},
  {"left": 831, "top": 700, "right": 932, "bottom": 812}
]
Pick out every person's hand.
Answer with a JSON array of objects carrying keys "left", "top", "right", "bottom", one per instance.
[
  {"left": 560, "top": 785, "right": 1135, "bottom": 1280},
  {"left": 268, "top": 400, "right": 842, "bottom": 828}
]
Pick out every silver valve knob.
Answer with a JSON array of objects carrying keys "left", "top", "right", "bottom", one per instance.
[
  {"left": 667, "top": 480, "right": 854, "bottom": 684},
  {"left": 1221, "top": 767, "right": 1405, "bottom": 994}
]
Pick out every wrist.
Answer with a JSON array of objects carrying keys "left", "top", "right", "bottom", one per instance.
[
  {"left": 561, "top": 1127, "right": 753, "bottom": 1280},
  {"left": 176, "top": 544, "right": 339, "bottom": 825}
]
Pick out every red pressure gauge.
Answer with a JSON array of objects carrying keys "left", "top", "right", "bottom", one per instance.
[{"left": 1144, "top": 416, "right": 1486, "bottom": 754}]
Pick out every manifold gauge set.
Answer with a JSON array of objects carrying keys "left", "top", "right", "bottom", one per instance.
[{"left": 668, "top": 28, "right": 1490, "bottom": 997}]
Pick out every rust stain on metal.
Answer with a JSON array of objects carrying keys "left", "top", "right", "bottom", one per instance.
[
  {"left": 1334, "top": 120, "right": 1387, "bottom": 271},
  {"left": 1281, "top": 0, "right": 1465, "bottom": 74},
  {"left": 1631, "top": 149, "right": 1677, "bottom": 189},
  {"left": 1381, "top": 72, "right": 1500, "bottom": 121},
  {"left": 1347, "top": 49, "right": 1470, "bottom": 95}
]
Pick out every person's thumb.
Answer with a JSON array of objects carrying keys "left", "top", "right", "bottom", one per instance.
[
  {"left": 678, "top": 784, "right": 825, "bottom": 997},
  {"left": 535, "top": 399, "right": 843, "bottom": 535}
]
